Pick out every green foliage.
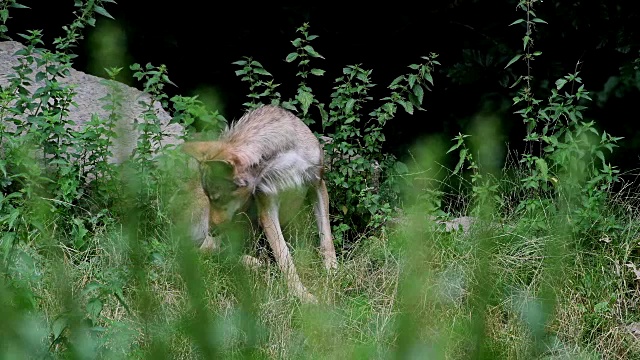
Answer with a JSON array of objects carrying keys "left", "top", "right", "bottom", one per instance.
[
  {"left": 0, "top": 1, "right": 29, "bottom": 40},
  {"left": 447, "top": 132, "right": 500, "bottom": 213},
  {"left": 170, "top": 94, "right": 227, "bottom": 139},
  {"left": 129, "top": 62, "right": 174, "bottom": 166},
  {"left": 233, "top": 23, "right": 440, "bottom": 242},
  {"left": 233, "top": 57, "right": 281, "bottom": 110},
  {"left": 0, "top": 0, "right": 120, "bottom": 222},
  {"left": 322, "top": 56, "right": 439, "bottom": 241},
  {"left": 447, "top": 0, "right": 623, "bottom": 241},
  {"left": 282, "top": 22, "right": 325, "bottom": 123}
]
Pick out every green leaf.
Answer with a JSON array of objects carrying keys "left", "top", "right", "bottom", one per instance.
[
  {"left": 303, "top": 45, "right": 324, "bottom": 59},
  {"left": 394, "top": 161, "right": 409, "bottom": 174},
  {"left": 594, "top": 301, "right": 609, "bottom": 313},
  {"left": 285, "top": 52, "right": 298, "bottom": 62},
  {"left": 532, "top": 18, "right": 548, "bottom": 24},
  {"left": 254, "top": 68, "right": 272, "bottom": 76},
  {"left": 555, "top": 78, "right": 568, "bottom": 90},
  {"left": 345, "top": 98, "right": 356, "bottom": 114},
  {"left": 504, "top": 54, "right": 522, "bottom": 69},
  {"left": 1, "top": 232, "right": 15, "bottom": 263},
  {"left": 523, "top": 35, "right": 530, "bottom": 50},
  {"left": 231, "top": 60, "right": 247, "bottom": 66},
  {"left": 95, "top": 6, "right": 115, "bottom": 20},
  {"left": 424, "top": 72, "right": 434, "bottom": 86},
  {"left": 408, "top": 93, "right": 421, "bottom": 109},
  {"left": 381, "top": 102, "right": 396, "bottom": 115},
  {"left": 509, "top": 19, "right": 525, "bottom": 26},
  {"left": 281, "top": 101, "right": 297, "bottom": 111},
  {"left": 453, "top": 148, "right": 467, "bottom": 174},
  {"left": 389, "top": 75, "right": 404, "bottom": 87},
  {"left": 291, "top": 38, "right": 302, "bottom": 47},
  {"left": 412, "top": 84, "right": 424, "bottom": 104},
  {"left": 510, "top": 76, "right": 523, "bottom": 88},
  {"left": 535, "top": 158, "right": 548, "bottom": 179},
  {"left": 317, "top": 103, "right": 328, "bottom": 125},
  {"left": 398, "top": 100, "right": 413, "bottom": 114},
  {"left": 310, "top": 68, "right": 325, "bottom": 76},
  {"left": 407, "top": 74, "right": 417, "bottom": 89},
  {"left": 86, "top": 298, "right": 103, "bottom": 319},
  {"left": 297, "top": 91, "right": 313, "bottom": 114},
  {"left": 52, "top": 316, "right": 68, "bottom": 341},
  {"left": 10, "top": 3, "right": 30, "bottom": 9},
  {"left": 447, "top": 142, "right": 461, "bottom": 154},
  {"left": 114, "top": 288, "right": 130, "bottom": 313}
]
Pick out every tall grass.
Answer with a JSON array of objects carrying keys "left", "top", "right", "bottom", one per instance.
[{"left": 5, "top": 153, "right": 640, "bottom": 359}]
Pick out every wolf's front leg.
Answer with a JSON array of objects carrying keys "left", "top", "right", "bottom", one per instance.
[
  {"left": 189, "top": 182, "right": 221, "bottom": 252},
  {"left": 257, "top": 193, "right": 317, "bottom": 303},
  {"left": 313, "top": 179, "right": 338, "bottom": 270}
]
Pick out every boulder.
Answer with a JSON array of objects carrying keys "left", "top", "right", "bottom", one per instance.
[{"left": 0, "top": 41, "right": 184, "bottom": 163}]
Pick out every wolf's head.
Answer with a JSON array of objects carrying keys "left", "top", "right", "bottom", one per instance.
[{"left": 181, "top": 141, "right": 254, "bottom": 224}]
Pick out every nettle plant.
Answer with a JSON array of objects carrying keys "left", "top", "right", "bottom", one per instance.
[
  {"left": 1, "top": 1, "right": 118, "bottom": 240},
  {"left": 451, "top": 0, "right": 622, "bottom": 238},
  {"left": 509, "top": 1, "right": 622, "bottom": 238},
  {"left": 233, "top": 23, "right": 439, "bottom": 242},
  {"left": 170, "top": 94, "right": 227, "bottom": 140},
  {"left": 447, "top": 132, "right": 500, "bottom": 215},
  {"left": 0, "top": 1, "right": 29, "bottom": 40}
]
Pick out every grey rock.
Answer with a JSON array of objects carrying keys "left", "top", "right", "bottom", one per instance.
[
  {"left": 0, "top": 41, "right": 185, "bottom": 163},
  {"left": 436, "top": 216, "right": 476, "bottom": 233}
]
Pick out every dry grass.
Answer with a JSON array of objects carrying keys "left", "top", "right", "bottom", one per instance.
[{"left": 4, "top": 176, "right": 640, "bottom": 359}]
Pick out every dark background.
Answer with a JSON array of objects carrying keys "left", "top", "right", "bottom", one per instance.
[{"left": 6, "top": 1, "right": 640, "bottom": 169}]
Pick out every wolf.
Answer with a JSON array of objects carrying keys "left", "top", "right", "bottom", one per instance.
[{"left": 181, "top": 105, "right": 338, "bottom": 303}]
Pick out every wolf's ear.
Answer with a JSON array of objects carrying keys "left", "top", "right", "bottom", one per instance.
[{"left": 181, "top": 141, "right": 223, "bottom": 162}]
